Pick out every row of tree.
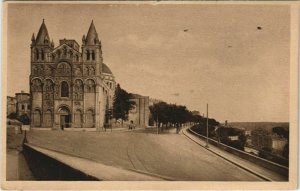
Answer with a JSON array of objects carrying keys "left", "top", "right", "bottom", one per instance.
[
  {"left": 112, "top": 84, "right": 220, "bottom": 132},
  {"left": 149, "top": 101, "right": 219, "bottom": 133}
]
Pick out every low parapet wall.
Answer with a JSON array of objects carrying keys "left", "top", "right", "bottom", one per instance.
[
  {"left": 188, "top": 128, "right": 289, "bottom": 178},
  {"left": 22, "top": 144, "right": 99, "bottom": 180},
  {"left": 22, "top": 143, "right": 167, "bottom": 181}
]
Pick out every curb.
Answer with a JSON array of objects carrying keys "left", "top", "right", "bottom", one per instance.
[{"left": 182, "top": 128, "right": 272, "bottom": 181}]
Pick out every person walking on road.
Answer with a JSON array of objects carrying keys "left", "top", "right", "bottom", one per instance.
[{"left": 129, "top": 120, "right": 135, "bottom": 130}]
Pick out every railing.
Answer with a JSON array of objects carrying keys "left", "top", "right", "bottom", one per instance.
[{"left": 188, "top": 128, "right": 289, "bottom": 178}]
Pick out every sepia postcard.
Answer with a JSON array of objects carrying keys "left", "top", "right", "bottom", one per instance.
[{"left": 1, "top": 1, "right": 299, "bottom": 190}]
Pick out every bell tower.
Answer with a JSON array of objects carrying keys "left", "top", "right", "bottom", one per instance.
[
  {"left": 31, "top": 19, "right": 54, "bottom": 63},
  {"left": 82, "top": 20, "right": 103, "bottom": 75}
]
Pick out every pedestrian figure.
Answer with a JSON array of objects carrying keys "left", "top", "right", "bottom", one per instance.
[{"left": 129, "top": 120, "right": 135, "bottom": 130}]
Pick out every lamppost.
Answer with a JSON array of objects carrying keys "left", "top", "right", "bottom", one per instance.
[{"left": 206, "top": 103, "right": 209, "bottom": 148}]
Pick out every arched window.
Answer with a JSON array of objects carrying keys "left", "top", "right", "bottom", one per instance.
[
  {"left": 74, "top": 79, "right": 83, "bottom": 92},
  {"left": 44, "top": 36, "right": 49, "bottom": 44},
  {"left": 87, "top": 50, "right": 90, "bottom": 60},
  {"left": 41, "top": 49, "right": 44, "bottom": 60},
  {"left": 85, "top": 79, "right": 95, "bottom": 93},
  {"left": 63, "top": 47, "right": 67, "bottom": 56},
  {"left": 91, "top": 50, "right": 95, "bottom": 60},
  {"left": 36, "top": 49, "right": 39, "bottom": 60},
  {"left": 32, "top": 78, "right": 42, "bottom": 92},
  {"left": 57, "top": 50, "right": 61, "bottom": 58},
  {"left": 61, "top": 81, "right": 69, "bottom": 97},
  {"left": 69, "top": 50, "right": 73, "bottom": 59}
]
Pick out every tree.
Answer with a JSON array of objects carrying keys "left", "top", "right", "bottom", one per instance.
[
  {"left": 17, "top": 114, "right": 30, "bottom": 125},
  {"left": 149, "top": 101, "right": 169, "bottom": 129},
  {"left": 7, "top": 112, "right": 18, "bottom": 119},
  {"left": 112, "top": 84, "right": 135, "bottom": 124},
  {"left": 272, "top": 126, "right": 289, "bottom": 139}
]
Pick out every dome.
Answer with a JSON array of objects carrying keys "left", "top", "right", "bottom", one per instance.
[{"left": 102, "top": 63, "right": 113, "bottom": 75}]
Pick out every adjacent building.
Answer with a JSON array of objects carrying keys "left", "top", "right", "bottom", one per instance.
[
  {"left": 7, "top": 91, "right": 30, "bottom": 117},
  {"left": 128, "top": 94, "right": 150, "bottom": 127},
  {"left": 7, "top": 96, "right": 17, "bottom": 116},
  {"left": 30, "top": 20, "right": 115, "bottom": 129},
  {"left": 16, "top": 91, "right": 31, "bottom": 117}
]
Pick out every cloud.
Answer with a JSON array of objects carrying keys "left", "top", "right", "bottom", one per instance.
[{"left": 172, "top": 93, "right": 180, "bottom": 97}]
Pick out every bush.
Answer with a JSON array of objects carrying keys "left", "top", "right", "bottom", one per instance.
[
  {"left": 17, "top": 114, "right": 30, "bottom": 125},
  {"left": 7, "top": 112, "right": 18, "bottom": 119}
]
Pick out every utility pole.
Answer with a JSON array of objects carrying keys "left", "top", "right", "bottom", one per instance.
[{"left": 206, "top": 103, "right": 209, "bottom": 148}]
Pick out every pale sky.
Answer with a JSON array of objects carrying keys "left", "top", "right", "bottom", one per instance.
[{"left": 6, "top": 3, "right": 290, "bottom": 122}]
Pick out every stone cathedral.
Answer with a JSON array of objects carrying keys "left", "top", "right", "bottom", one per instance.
[{"left": 30, "top": 20, "right": 115, "bottom": 129}]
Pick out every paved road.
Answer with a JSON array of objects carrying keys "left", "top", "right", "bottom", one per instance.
[{"left": 26, "top": 127, "right": 263, "bottom": 181}]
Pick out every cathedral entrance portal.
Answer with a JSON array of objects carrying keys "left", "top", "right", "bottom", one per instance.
[{"left": 58, "top": 106, "right": 71, "bottom": 129}]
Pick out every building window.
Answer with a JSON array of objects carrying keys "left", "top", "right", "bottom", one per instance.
[
  {"left": 87, "top": 50, "right": 90, "bottom": 60},
  {"left": 36, "top": 49, "right": 39, "bottom": 60},
  {"left": 22, "top": 105, "right": 25, "bottom": 110},
  {"left": 91, "top": 50, "right": 95, "bottom": 60},
  {"left": 41, "top": 49, "right": 44, "bottom": 60},
  {"left": 28, "top": 105, "right": 30, "bottom": 110},
  {"left": 61, "top": 81, "right": 69, "bottom": 97}
]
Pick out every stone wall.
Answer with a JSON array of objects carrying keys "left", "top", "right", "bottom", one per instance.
[{"left": 128, "top": 95, "right": 150, "bottom": 127}]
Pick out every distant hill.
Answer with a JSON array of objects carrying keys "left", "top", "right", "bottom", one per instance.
[{"left": 228, "top": 122, "right": 289, "bottom": 132}]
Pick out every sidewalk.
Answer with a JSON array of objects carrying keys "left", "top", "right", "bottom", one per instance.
[{"left": 182, "top": 127, "right": 287, "bottom": 181}]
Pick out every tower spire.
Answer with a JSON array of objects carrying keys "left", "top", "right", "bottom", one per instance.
[
  {"left": 36, "top": 19, "right": 50, "bottom": 45},
  {"left": 31, "top": 33, "right": 36, "bottom": 42},
  {"left": 85, "top": 20, "right": 100, "bottom": 45}
]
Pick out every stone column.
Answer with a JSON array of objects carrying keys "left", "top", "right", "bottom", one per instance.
[{"left": 95, "top": 82, "right": 101, "bottom": 130}]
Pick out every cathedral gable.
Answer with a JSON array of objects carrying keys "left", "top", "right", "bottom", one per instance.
[{"left": 50, "top": 43, "right": 81, "bottom": 62}]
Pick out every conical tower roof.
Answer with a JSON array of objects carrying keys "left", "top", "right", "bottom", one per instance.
[
  {"left": 31, "top": 33, "right": 36, "bottom": 42},
  {"left": 85, "top": 20, "right": 100, "bottom": 45},
  {"left": 36, "top": 19, "right": 50, "bottom": 45}
]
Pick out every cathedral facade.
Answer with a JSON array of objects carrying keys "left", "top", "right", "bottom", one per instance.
[{"left": 30, "top": 20, "right": 115, "bottom": 129}]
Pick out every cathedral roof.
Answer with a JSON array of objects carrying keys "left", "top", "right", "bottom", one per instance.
[
  {"left": 102, "top": 63, "right": 113, "bottom": 75},
  {"left": 85, "top": 20, "right": 100, "bottom": 45},
  {"left": 36, "top": 19, "right": 51, "bottom": 45}
]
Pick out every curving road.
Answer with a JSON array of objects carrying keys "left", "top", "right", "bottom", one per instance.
[{"left": 27, "top": 128, "right": 263, "bottom": 181}]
